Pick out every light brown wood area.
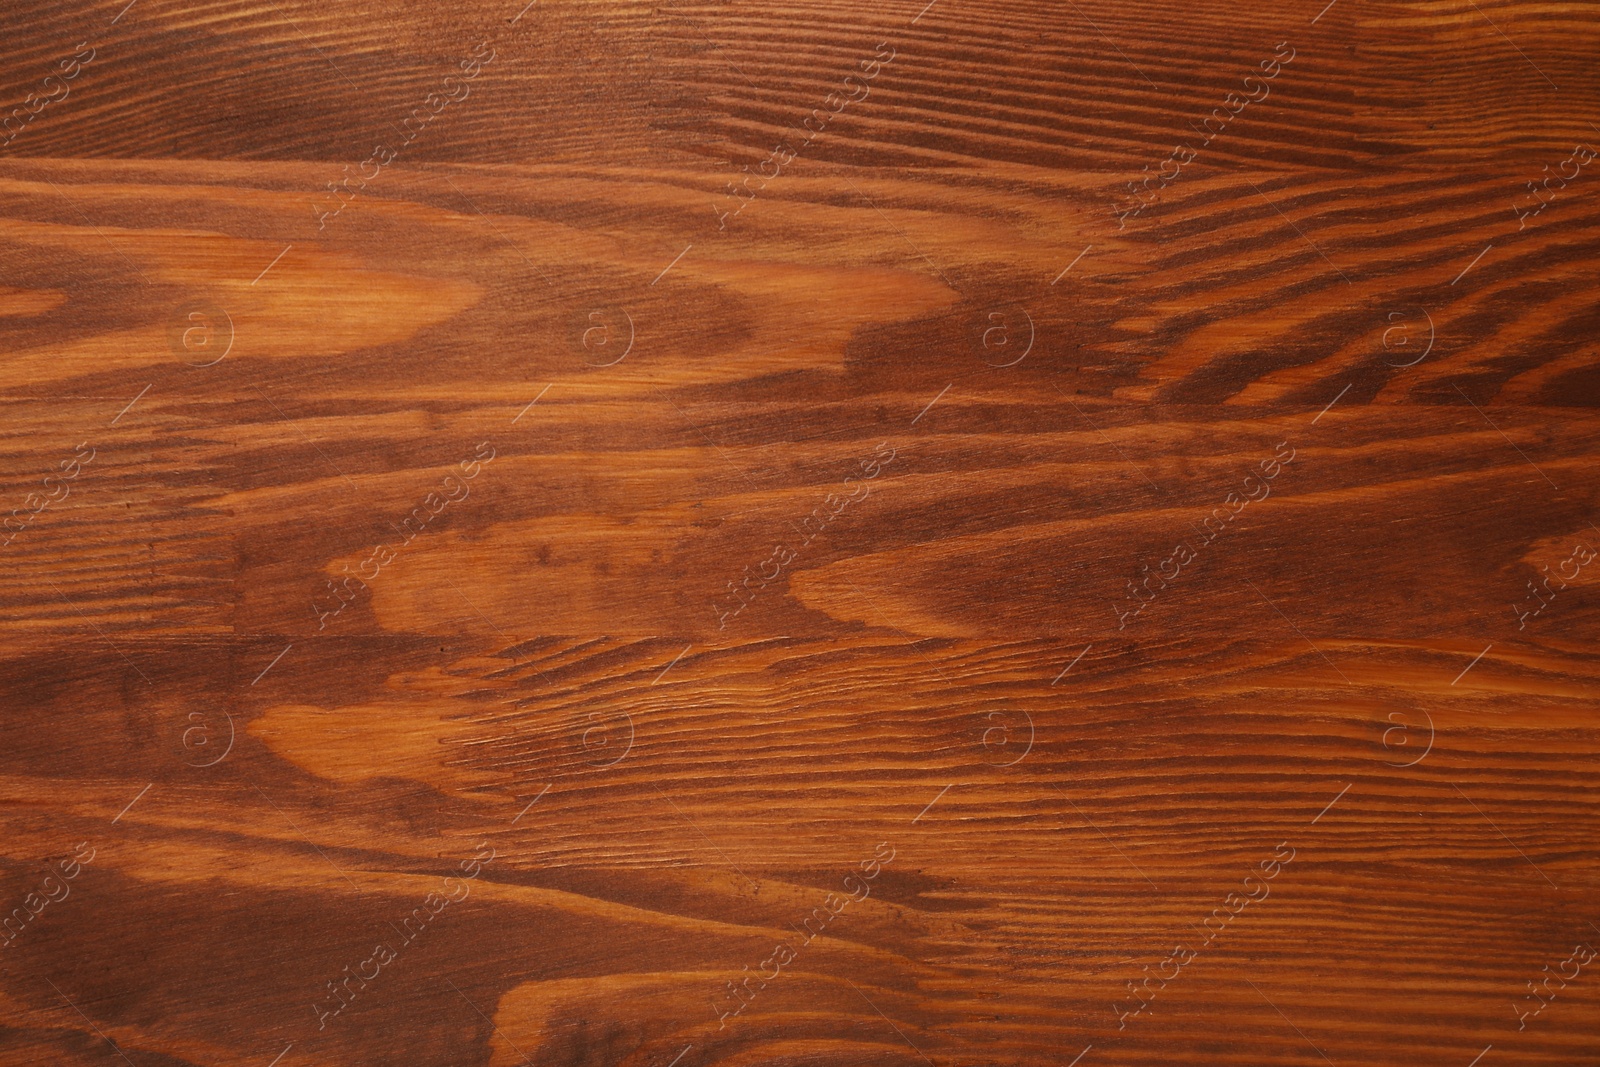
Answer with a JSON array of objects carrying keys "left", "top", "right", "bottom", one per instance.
[{"left": 0, "top": 0, "right": 1596, "bottom": 1064}]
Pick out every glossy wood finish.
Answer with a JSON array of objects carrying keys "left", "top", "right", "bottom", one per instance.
[{"left": 0, "top": 1, "right": 1597, "bottom": 1064}]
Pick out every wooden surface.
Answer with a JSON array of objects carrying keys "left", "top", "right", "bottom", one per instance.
[{"left": 0, "top": 0, "right": 1598, "bottom": 1064}]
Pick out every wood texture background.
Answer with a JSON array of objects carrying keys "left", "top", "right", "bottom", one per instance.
[{"left": 0, "top": 0, "right": 1597, "bottom": 1064}]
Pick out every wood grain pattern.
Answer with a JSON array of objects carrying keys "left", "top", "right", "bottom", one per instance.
[{"left": 0, "top": 0, "right": 1597, "bottom": 1065}]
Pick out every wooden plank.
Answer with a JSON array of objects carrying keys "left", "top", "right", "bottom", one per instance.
[{"left": 0, "top": 0, "right": 1595, "bottom": 1065}]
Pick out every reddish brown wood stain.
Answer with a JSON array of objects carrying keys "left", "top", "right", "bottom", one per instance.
[{"left": 0, "top": 0, "right": 1595, "bottom": 1064}]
